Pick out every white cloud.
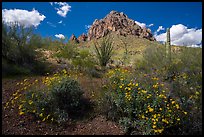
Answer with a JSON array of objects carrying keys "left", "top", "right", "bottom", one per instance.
[
  {"left": 55, "top": 34, "right": 65, "bottom": 39},
  {"left": 2, "top": 8, "right": 46, "bottom": 28},
  {"left": 148, "top": 24, "right": 154, "bottom": 27},
  {"left": 154, "top": 24, "right": 202, "bottom": 47},
  {"left": 135, "top": 20, "right": 146, "bottom": 28},
  {"left": 135, "top": 20, "right": 153, "bottom": 28},
  {"left": 156, "top": 26, "right": 165, "bottom": 32},
  {"left": 47, "top": 21, "right": 56, "bottom": 27},
  {"left": 58, "top": 20, "right": 62, "bottom": 24},
  {"left": 50, "top": 2, "right": 71, "bottom": 17}
]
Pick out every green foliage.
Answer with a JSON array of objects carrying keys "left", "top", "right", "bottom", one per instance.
[
  {"left": 6, "top": 70, "right": 84, "bottom": 124},
  {"left": 94, "top": 36, "right": 114, "bottom": 67},
  {"left": 101, "top": 68, "right": 188, "bottom": 135},
  {"left": 133, "top": 43, "right": 202, "bottom": 135},
  {"left": 50, "top": 77, "right": 83, "bottom": 111},
  {"left": 136, "top": 45, "right": 167, "bottom": 73},
  {"left": 2, "top": 58, "right": 31, "bottom": 77},
  {"left": 2, "top": 22, "right": 51, "bottom": 76},
  {"left": 55, "top": 43, "right": 98, "bottom": 75},
  {"left": 72, "top": 49, "right": 96, "bottom": 72},
  {"left": 54, "top": 42, "right": 78, "bottom": 60}
]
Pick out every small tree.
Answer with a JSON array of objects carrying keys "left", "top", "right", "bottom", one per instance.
[{"left": 94, "top": 36, "right": 114, "bottom": 67}]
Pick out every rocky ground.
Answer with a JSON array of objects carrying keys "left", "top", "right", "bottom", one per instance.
[{"left": 2, "top": 76, "right": 124, "bottom": 135}]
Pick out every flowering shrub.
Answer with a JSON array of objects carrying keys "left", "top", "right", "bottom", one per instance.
[
  {"left": 4, "top": 69, "right": 83, "bottom": 124},
  {"left": 102, "top": 68, "right": 188, "bottom": 135}
]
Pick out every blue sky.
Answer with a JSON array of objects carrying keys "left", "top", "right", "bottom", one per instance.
[{"left": 2, "top": 2, "right": 202, "bottom": 47}]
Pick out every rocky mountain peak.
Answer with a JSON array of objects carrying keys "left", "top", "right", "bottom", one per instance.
[
  {"left": 87, "top": 10, "right": 156, "bottom": 41},
  {"left": 69, "top": 34, "right": 79, "bottom": 43}
]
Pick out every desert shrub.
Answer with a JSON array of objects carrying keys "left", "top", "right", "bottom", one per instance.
[
  {"left": 5, "top": 70, "right": 84, "bottom": 124},
  {"left": 2, "top": 58, "right": 31, "bottom": 77},
  {"left": 72, "top": 49, "right": 97, "bottom": 72},
  {"left": 101, "top": 68, "right": 188, "bottom": 135},
  {"left": 2, "top": 22, "right": 51, "bottom": 76},
  {"left": 94, "top": 36, "right": 114, "bottom": 67},
  {"left": 136, "top": 45, "right": 167, "bottom": 73},
  {"left": 54, "top": 42, "right": 78, "bottom": 60},
  {"left": 131, "top": 44, "right": 202, "bottom": 135},
  {"left": 50, "top": 77, "right": 83, "bottom": 111}
]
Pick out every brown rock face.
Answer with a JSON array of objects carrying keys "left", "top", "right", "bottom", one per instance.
[
  {"left": 78, "top": 33, "right": 88, "bottom": 42},
  {"left": 87, "top": 10, "right": 156, "bottom": 41},
  {"left": 69, "top": 34, "right": 79, "bottom": 43}
]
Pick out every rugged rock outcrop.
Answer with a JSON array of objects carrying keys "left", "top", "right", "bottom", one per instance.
[
  {"left": 78, "top": 33, "right": 88, "bottom": 42},
  {"left": 87, "top": 10, "right": 156, "bottom": 41},
  {"left": 69, "top": 34, "right": 79, "bottom": 43}
]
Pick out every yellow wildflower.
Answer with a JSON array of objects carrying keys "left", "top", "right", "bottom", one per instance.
[
  {"left": 39, "top": 113, "right": 43, "bottom": 117},
  {"left": 171, "top": 101, "right": 175, "bottom": 104},
  {"left": 159, "top": 108, "right": 162, "bottom": 111},
  {"left": 119, "top": 85, "right": 123, "bottom": 89},
  {"left": 28, "top": 100, "right": 33, "bottom": 105},
  {"left": 18, "top": 105, "right": 23, "bottom": 110},
  {"left": 162, "top": 119, "right": 169, "bottom": 124},
  {"left": 152, "top": 125, "right": 156, "bottom": 128},
  {"left": 19, "top": 111, "right": 24, "bottom": 115},
  {"left": 47, "top": 115, "right": 50, "bottom": 119},
  {"left": 141, "top": 90, "right": 147, "bottom": 94},
  {"left": 42, "top": 118, "right": 46, "bottom": 122},
  {"left": 148, "top": 107, "right": 154, "bottom": 112},
  {"left": 157, "top": 129, "right": 164, "bottom": 133},
  {"left": 175, "top": 104, "right": 180, "bottom": 109}
]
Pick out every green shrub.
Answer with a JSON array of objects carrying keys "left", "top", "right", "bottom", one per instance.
[
  {"left": 54, "top": 42, "right": 78, "bottom": 60},
  {"left": 72, "top": 49, "right": 96, "bottom": 72},
  {"left": 6, "top": 70, "right": 84, "bottom": 124},
  {"left": 50, "top": 77, "right": 83, "bottom": 111},
  {"left": 2, "top": 22, "right": 51, "bottom": 76},
  {"left": 102, "top": 68, "right": 188, "bottom": 135},
  {"left": 2, "top": 58, "right": 31, "bottom": 77}
]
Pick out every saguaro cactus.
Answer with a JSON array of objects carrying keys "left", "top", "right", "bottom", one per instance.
[{"left": 166, "top": 28, "right": 171, "bottom": 62}]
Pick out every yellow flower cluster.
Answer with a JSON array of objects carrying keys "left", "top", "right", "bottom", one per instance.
[
  {"left": 5, "top": 69, "right": 80, "bottom": 124},
  {"left": 125, "top": 92, "right": 132, "bottom": 101}
]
